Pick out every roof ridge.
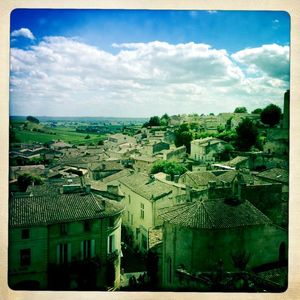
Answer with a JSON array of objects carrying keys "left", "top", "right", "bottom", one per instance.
[{"left": 201, "top": 201, "right": 215, "bottom": 228}]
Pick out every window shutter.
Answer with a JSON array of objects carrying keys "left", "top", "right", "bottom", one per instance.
[
  {"left": 80, "top": 241, "right": 84, "bottom": 260},
  {"left": 91, "top": 239, "right": 95, "bottom": 258},
  {"left": 56, "top": 245, "right": 60, "bottom": 264},
  {"left": 67, "top": 243, "right": 72, "bottom": 263}
]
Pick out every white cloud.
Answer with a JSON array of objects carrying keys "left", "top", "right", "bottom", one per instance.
[
  {"left": 10, "top": 37, "right": 289, "bottom": 117},
  {"left": 11, "top": 28, "right": 35, "bottom": 40},
  {"left": 232, "top": 44, "right": 290, "bottom": 81}
]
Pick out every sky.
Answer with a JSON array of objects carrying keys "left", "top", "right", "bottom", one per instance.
[{"left": 9, "top": 9, "right": 290, "bottom": 117}]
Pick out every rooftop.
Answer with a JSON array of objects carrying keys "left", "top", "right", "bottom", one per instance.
[
  {"left": 182, "top": 171, "right": 221, "bottom": 188},
  {"left": 159, "top": 199, "right": 272, "bottom": 229},
  {"left": 119, "top": 173, "right": 175, "bottom": 201},
  {"left": 9, "top": 192, "right": 124, "bottom": 228},
  {"left": 256, "top": 168, "right": 288, "bottom": 184}
]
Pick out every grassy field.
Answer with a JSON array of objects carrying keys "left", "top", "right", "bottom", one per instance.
[{"left": 13, "top": 126, "right": 105, "bottom": 145}]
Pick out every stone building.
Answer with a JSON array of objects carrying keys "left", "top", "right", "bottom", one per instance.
[
  {"left": 159, "top": 199, "right": 287, "bottom": 291},
  {"left": 118, "top": 173, "right": 185, "bottom": 253},
  {"left": 190, "top": 137, "right": 227, "bottom": 162},
  {"left": 8, "top": 186, "right": 124, "bottom": 290},
  {"left": 89, "top": 161, "right": 123, "bottom": 181}
]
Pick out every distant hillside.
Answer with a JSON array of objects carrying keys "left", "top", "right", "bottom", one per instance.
[{"left": 10, "top": 116, "right": 148, "bottom": 124}]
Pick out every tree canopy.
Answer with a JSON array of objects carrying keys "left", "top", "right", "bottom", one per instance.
[
  {"left": 26, "top": 116, "right": 40, "bottom": 124},
  {"left": 260, "top": 104, "right": 281, "bottom": 127},
  {"left": 234, "top": 107, "right": 247, "bottom": 113},
  {"left": 235, "top": 118, "right": 258, "bottom": 151},
  {"left": 151, "top": 160, "right": 186, "bottom": 180},
  {"left": 17, "top": 173, "right": 43, "bottom": 192},
  {"left": 251, "top": 108, "right": 262, "bottom": 114},
  {"left": 174, "top": 123, "right": 193, "bottom": 153}
]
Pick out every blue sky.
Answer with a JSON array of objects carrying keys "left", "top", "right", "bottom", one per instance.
[{"left": 10, "top": 9, "right": 290, "bottom": 117}]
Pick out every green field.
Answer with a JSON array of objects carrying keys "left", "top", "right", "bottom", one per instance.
[{"left": 13, "top": 126, "right": 105, "bottom": 145}]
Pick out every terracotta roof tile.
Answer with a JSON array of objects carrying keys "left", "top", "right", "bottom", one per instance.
[{"left": 159, "top": 199, "right": 272, "bottom": 229}]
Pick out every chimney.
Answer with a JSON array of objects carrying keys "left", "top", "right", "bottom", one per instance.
[
  {"left": 85, "top": 184, "right": 91, "bottom": 194},
  {"left": 174, "top": 174, "right": 180, "bottom": 183}
]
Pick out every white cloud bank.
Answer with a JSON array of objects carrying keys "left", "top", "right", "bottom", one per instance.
[
  {"left": 10, "top": 37, "right": 289, "bottom": 117},
  {"left": 11, "top": 28, "right": 35, "bottom": 40}
]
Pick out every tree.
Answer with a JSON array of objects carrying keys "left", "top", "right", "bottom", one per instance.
[
  {"left": 219, "top": 143, "right": 234, "bottom": 161},
  {"left": 160, "top": 113, "right": 170, "bottom": 126},
  {"left": 260, "top": 104, "right": 281, "bottom": 127},
  {"left": 17, "top": 173, "right": 43, "bottom": 192},
  {"left": 84, "top": 135, "right": 90, "bottom": 139},
  {"left": 151, "top": 160, "right": 186, "bottom": 180},
  {"left": 251, "top": 108, "right": 262, "bottom": 114},
  {"left": 148, "top": 116, "right": 161, "bottom": 127},
  {"left": 234, "top": 107, "right": 247, "bottom": 113},
  {"left": 235, "top": 118, "right": 258, "bottom": 151},
  {"left": 26, "top": 116, "right": 40, "bottom": 124},
  {"left": 174, "top": 129, "right": 193, "bottom": 154}
]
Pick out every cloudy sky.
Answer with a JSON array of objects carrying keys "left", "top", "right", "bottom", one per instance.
[{"left": 10, "top": 9, "right": 290, "bottom": 117}]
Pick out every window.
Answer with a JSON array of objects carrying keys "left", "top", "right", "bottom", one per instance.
[
  {"left": 21, "top": 229, "right": 29, "bottom": 239},
  {"left": 108, "top": 235, "right": 115, "bottom": 254},
  {"left": 140, "top": 203, "right": 145, "bottom": 219},
  {"left": 60, "top": 223, "right": 67, "bottom": 235},
  {"left": 84, "top": 220, "right": 91, "bottom": 232},
  {"left": 20, "top": 249, "right": 31, "bottom": 266},
  {"left": 128, "top": 195, "right": 131, "bottom": 204},
  {"left": 81, "top": 240, "right": 95, "bottom": 260},
  {"left": 127, "top": 211, "right": 130, "bottom": 222},
  {"left": 56, "top": 243, "right": 71, "bottom": 264}
]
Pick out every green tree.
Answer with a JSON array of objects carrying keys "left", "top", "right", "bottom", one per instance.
[
  {"left": 17, "top": 173, "right": 43, "bottom": 192},
  {"left": 260, "top": 104, "right": 281, "bottom": 127},
  {"left": 151, "top": 160, "right": 186, "bottom": 180},
  {"left": 85, "top": 135, "right": 90, "bottom": 139},
  {"left": 149, "top": 116, "right": 161, "bottom": 126},
  {"left": 251, "top": 108, "right": 262, "bottom": 114},
  {"left": 234, "top": 107, "right": 247, "bottom": 113},
  {"left": 160, "top": 113, "right": 170, "bottom": 126},
  {"left": 26, "top": 116, "right": 40, "bottom": 124},
  {"left": 235, "top": 118, "right": 258, "bottom": 151},
  {"left": 174, "top": 124, "right": 193, "bottom": 154},
  {"left": 218, "top": 143, "right": 234, "bottom": 161}
]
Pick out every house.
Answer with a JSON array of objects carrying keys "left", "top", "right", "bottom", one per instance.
[
  {"left": 131, "top": 155, "right": 160, "bottom": 174},
  {"left": 142, "top": 141, "right": 170, "bottom": 156},
  {"left": 9, "top": 165, "right": 46, "bottom": 180},
  {"left": 159, "top": 199, "right": 287, "bottom": 291},
  {"left": 49, "top": 140, "right": 73, "bottom": 150},
  {"left": 190, "top": 137, "right": 227, "bottom": 162},
  {"left": 179, "top": 171, "right": 221, "bottom": 191},
  {"left": 106, "top": 134, "right": 136, "bottom": 147},
  {"left": 162, "top": 145, "right": 186, "bottom": 161},
  {"left": 8, "top": 186, "right": 124, "bottom": 290},
  {"left": 255, "top": 168, "right": 288, "bottom": 192},
  {"left": 217, "top": 169, "right": 285, "bottom": 226},
  {"left": 89, "top": 161, "right": 123, "bottom": 181},
  {"left": 214, "top": 156, "right": 249, "bottom": 170},
  {"left": 118, "top": 173, "right": 185, "bottom": 253}
]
